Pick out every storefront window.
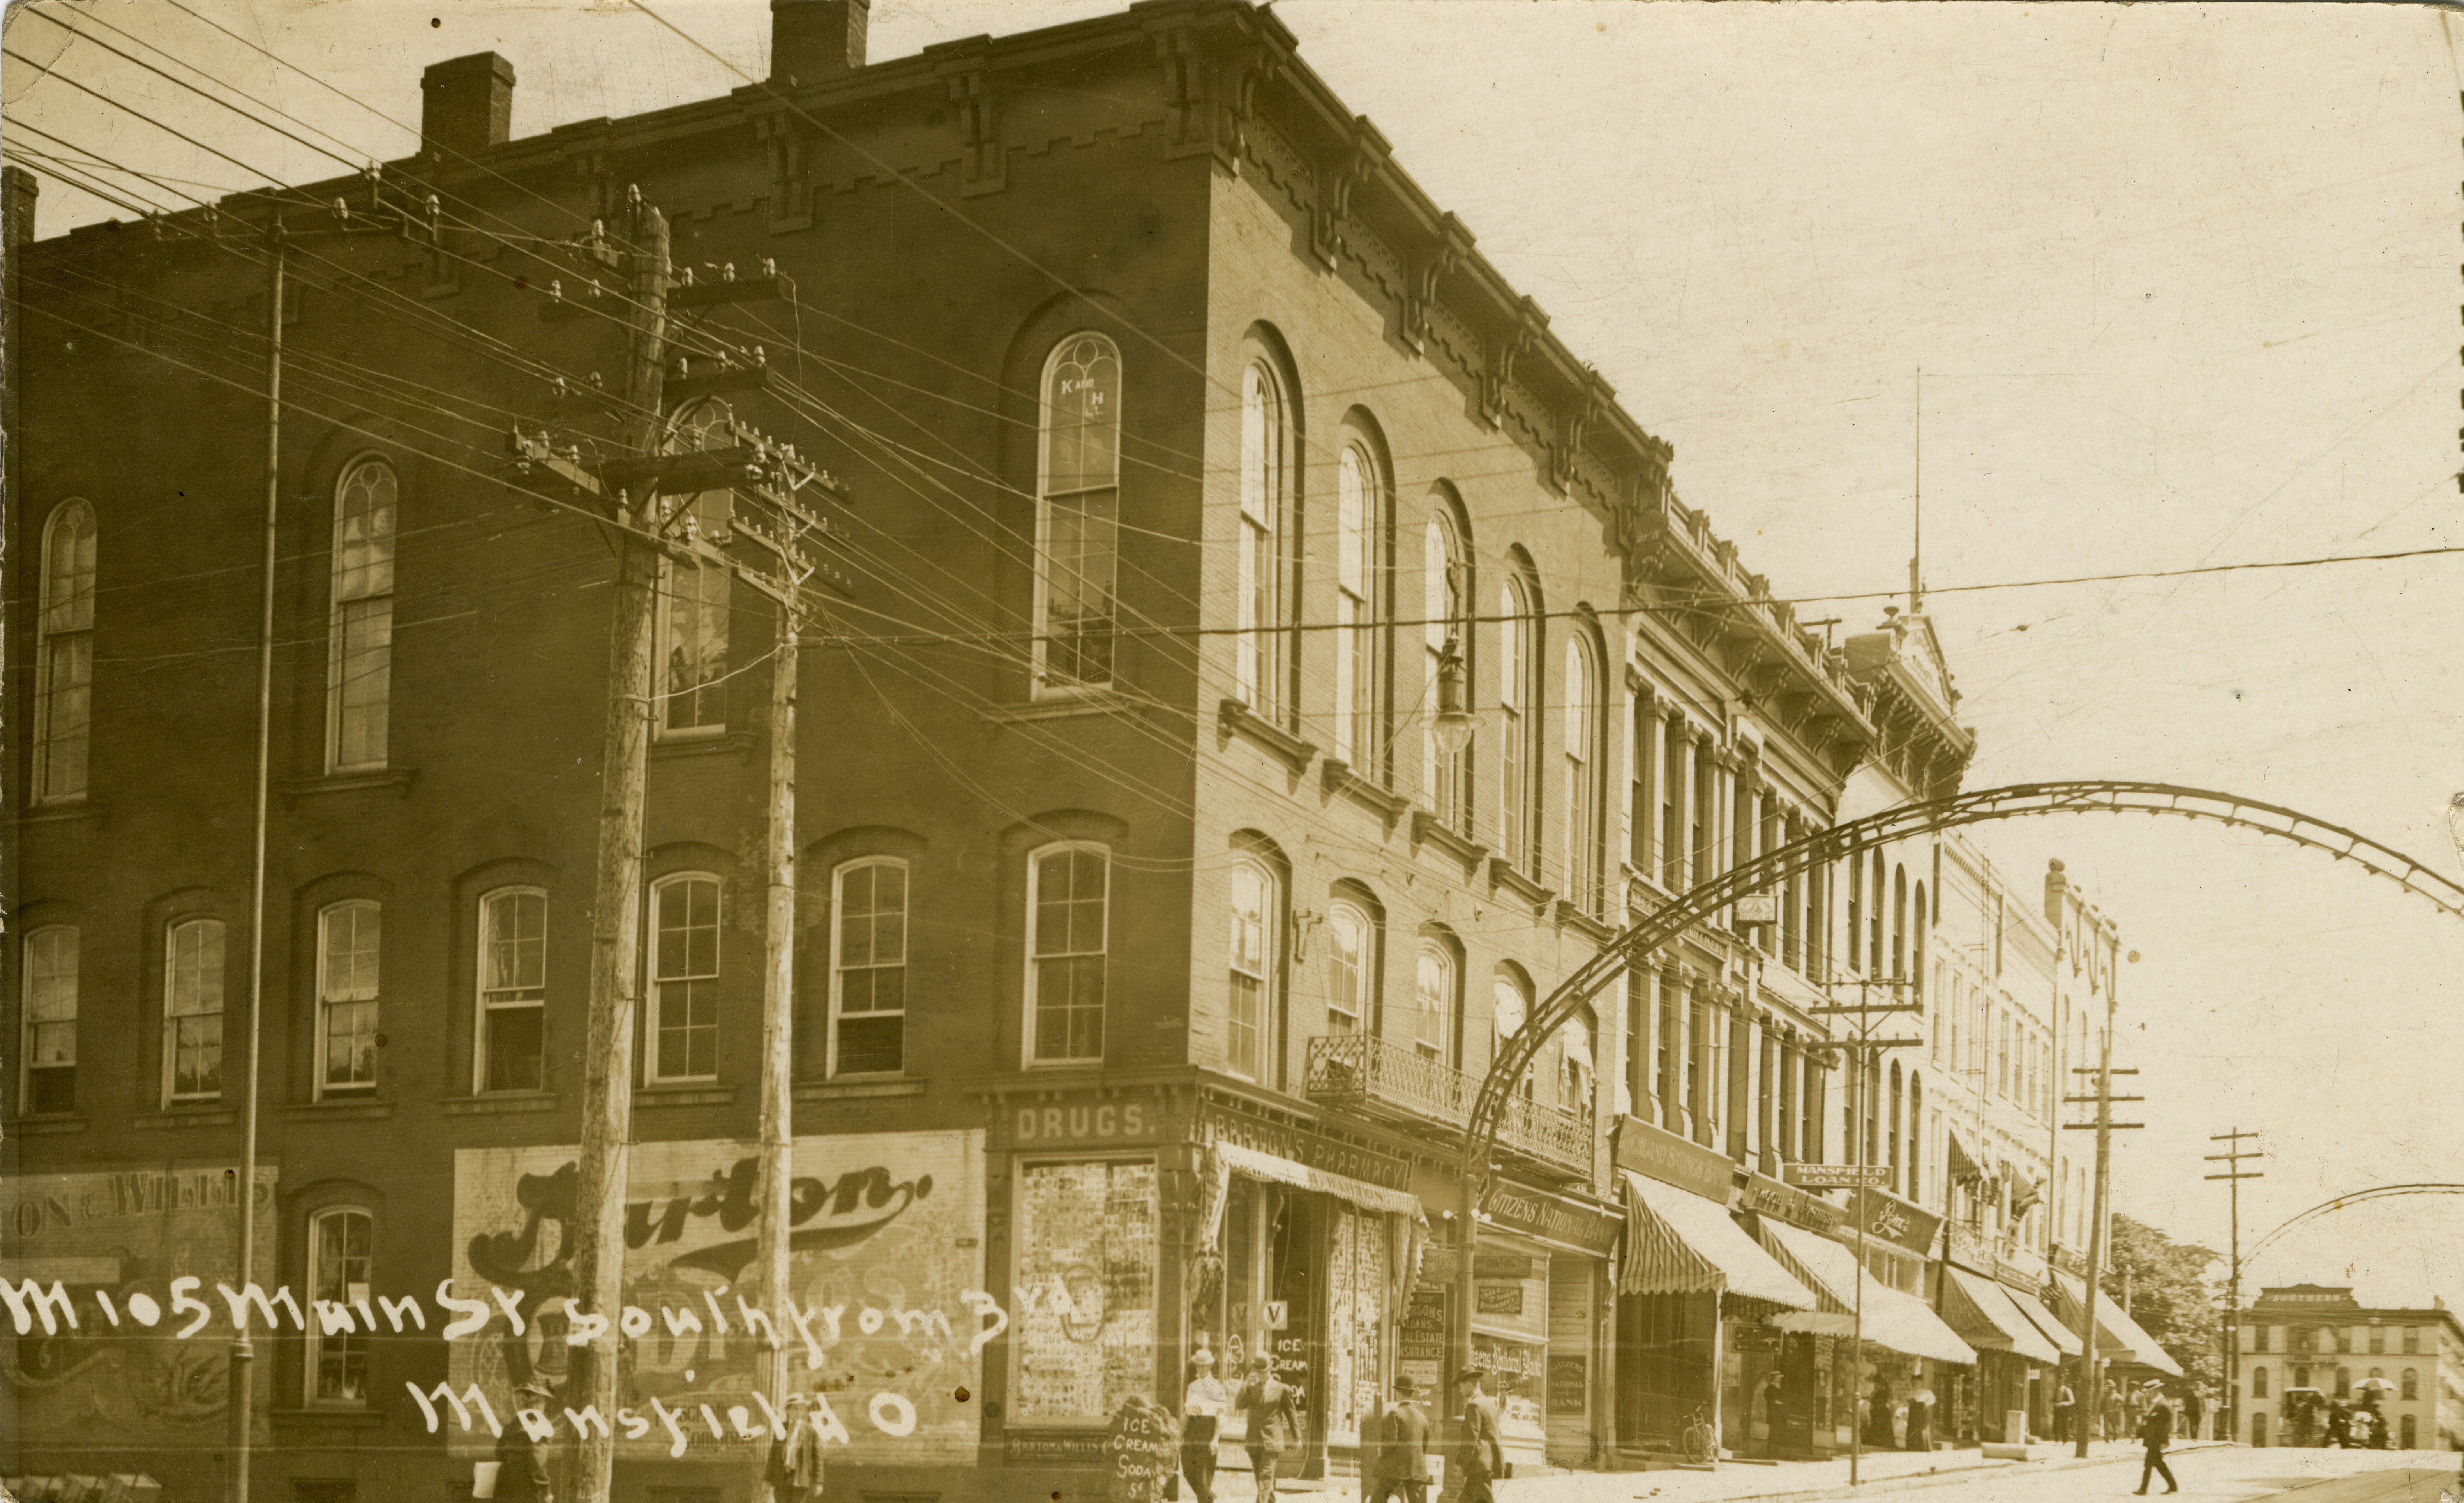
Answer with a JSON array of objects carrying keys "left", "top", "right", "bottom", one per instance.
[
  {"left": 1325, "top": 1204, "right": 1389, "bottom": 1443},
  {"left": 1012, "top": 1160, "right": 1157, "bottom": 1424}
]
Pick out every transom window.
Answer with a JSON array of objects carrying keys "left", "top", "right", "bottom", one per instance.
[
  {"left": 1027, "top": 844, "right": 1108, "bottom": 1063},
  {"left": 830, "top": 858, "right": 908, "bottom": 1076},
  {"left": 316, "top": 902, "right": 381, "bottom": 1094},
  {"left": 35, "top": 500, "right": 96, "bottom": 803},
  {"left": 307, "top": 1207, "right": 374, "bottom": 1406},
  {"left": 1036, "top": 335, "right": 1122, "bottom": 691},
  {"left": 1324, "top": 901, "right": 1369, "bottom": 1035},
  {"left": 650, "top": 875, "right": 722, "bottom": 1081},
  {"left": 1236, "top": 361, "right": 1286, "bottom": 720},
  {"left": 21, "top": 926, "right": 79, "bottom": 1114},
  {"left": 1226, "top": 860, "right": 1276, "bottom": 1080},
  {"left": 477, "top": 888, "right": 546, "bottom": 1094},
  {"left": 327, "top": 459, "right": 396, "bottom": 773},
  {"left": 164, "top": 918, "right": 226, "bottom": 1103}
]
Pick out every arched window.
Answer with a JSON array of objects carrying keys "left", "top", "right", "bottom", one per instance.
[
  {"left": 2401, "top": 1367, "right": 2418, "bottom": 1401},
  {"left": 164, "top": 918, "right": 226, "bottom": 1104},
  {"left": 1237, "top": 361, "right": 1287, "bottom": 720},
  {"left": 648, "top": 874, "right": 721, "bottom": 1082},
  {"left": 1891, "top": 865, "right": 1908, "bottom": 980},
  {"left": 657, "top": 403, "right": 735, "bottom": 735},
  {"left": 1846, "top": 854, "right": 1864, "bottom": 973},
  {"left": 1036, "top": 334, "right": 1122, "bottom": 691},
  {"left": 1868, "top": 850, "right": 1887, "bottom": 978},
  {"left": 1423, "top": 511, "right": 1470, "bottom": 827},
  {"left": 1227, "top": 859, "right": 1277, "bottom": 1080},
  {"left": 1498, "top": 574, "right": 1537, "bottom": 869},
  {"left": 2251, "top": 1366, "right": 2268, "bottom": 1399},
  {"left": 2294, "top": 1365, "right": 2311, "bottom": 1390},
  {"left": 35, "top": 500, "right": 97, "bottom": 803},
  {"left": 1888, "top": 1061, "right": 1904, "bottom": 1195},
  {"left": 1334, "top": 442, "right": 1383, "bottom": 770},
  {"left": 830, "top": 858, "right": 908, "bottom": 1076},
  {"left": 21, "top": 925, "right": 81, "bottom": 1114},
  {"left": 1413, "top": 941, "right": 1454, "bottom": 1064},
  {"left": 316, "top": 901, "right": 382, "bottom": 1095},
  {"left": 1559, "top": 1006, "right": 1595, "bottom": 1115},
  {"left": 327, "top": 457, "right": 397, "bottom": 772},
  {"left": 477, "top": 888, "right": 547, "bottom": 1093},
  {"left": 1493, "top": 966, "right": 1532, "bottom": 1099},
  {"left": 305, "top": 1206, "right": 374, "bottom": 1406},
  {"left": 1325, "top": 900, "right": 1370, "bottom": 1035},
  {"left": 1027, "top": 843, "right": 1108, "bottom": 1063},
  {"left": 1908, "top": 1072, "right": 1923, "bottom": 1203},
  {"left": 1912, "top": 883, "right": 1927, "bottom": 1000},
  {"left": 1563, "top": 632, "right": 1602, "bottom": 912}
]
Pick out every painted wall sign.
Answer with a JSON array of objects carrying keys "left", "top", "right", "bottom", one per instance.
[
  {"left": 1473, "top": 1253, "right": 1534, "bottom": 1280},
  {"left": 1198, "top": 1106, "right": 1412, "bottom": 1192},
  {"left": 447, "top": 1130, "right": 985, "bottom": 1464},
  {"left": 1005, "top": 1095, "right": 1165, "bottom": 1150},
  {"left": 1848, "top": 1188, "right": 1943, "bottom": 1256},
  {"left": 1482, "top": 1183, "right": 1622, "bottom": 1256},
  {"left": 1740, "top": 1173, "right": 1845, "bottom": 1235},
  {"left": 1611, "top": 1116, "right": 1737, "bottom": 1205},
  {"left": 1548, "top": 1356, "right": 1590, "bottom": 1416}
]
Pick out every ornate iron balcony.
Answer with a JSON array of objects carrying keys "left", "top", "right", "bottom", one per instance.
[{"left": 1304, "top": 1033, "right": 1594, "bottom": 1174}]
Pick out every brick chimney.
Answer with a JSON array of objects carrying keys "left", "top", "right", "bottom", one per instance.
[
  {"left": 421, "top": 52, "right": 517, "bottom": 157},
  {"left": 770, "top": 0, "right": 868, "bottom": 85}
]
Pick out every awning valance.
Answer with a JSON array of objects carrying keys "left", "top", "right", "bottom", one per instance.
[
  {"left": 2049, "top": 1271, "right": 2182, "bottom": 1376},
  {"left": 2007, "top": 1285, "right": 2083, "bottom": 1359},
  {"left": 1214, "top": 1141, "right": 1421, "bottom": 1219},
  {"left": 1942, "top": 1266, "right": 2061, "bottom": 1365},
  {"left": 1757, "top": 1219, "right": 1977, "bottom": 1365},
  {"left": 1619, "top": 1171, "right": 1816, "bottom": 1310}
]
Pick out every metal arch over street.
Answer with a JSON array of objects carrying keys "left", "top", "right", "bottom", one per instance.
[
  {"left": 2247, "top": 1184, "right": 2464, "bottom": 1262},
  {"left": 1471, "top": 780, "right": 2464, "bottom": 1173}
]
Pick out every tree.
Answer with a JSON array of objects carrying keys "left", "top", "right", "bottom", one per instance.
[{"left": 2104, "top": 1213, "right": 2224, "bottom": 1390}]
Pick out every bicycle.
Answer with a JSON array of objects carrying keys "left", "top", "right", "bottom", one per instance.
[{"left": 1680, "top": 1406, "right": 1719, "bottom": 1466}]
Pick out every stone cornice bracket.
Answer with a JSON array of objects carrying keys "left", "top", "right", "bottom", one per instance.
[
  {"left": 1482, "top": 295, "right": 1548, "bottom": 430},
  {"left": 1402, "top": 211, "right": 1474, "bottom": 355},
  {"left": 753, "top": 116, "right": 813, "bottom": 231},
  {"left": 1549, "top": 364, "right": 1613, "bottom": 494},
  {"left": 1311, "top": 113, "right": 1391, "bottom": 268},
  {"left": 1147, "top": 9, "right": 1288, "bottom": 175},
  {"left": 932, "top": 44, "right": 1004, "bottom": 198}
]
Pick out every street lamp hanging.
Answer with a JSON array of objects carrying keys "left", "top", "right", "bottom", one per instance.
[{"left": 1435, "top": 636, "right": 1477, "bottom": 753}]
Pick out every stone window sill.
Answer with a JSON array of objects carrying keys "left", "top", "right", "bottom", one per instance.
[
  {"left": 1319, "top": 758, "right": 1409, "bottom": 825},
  {"left": 1488, "top": 858, "right": 1556, "bottom": 910},
  {"left": 1555, "top": 899, "right": 1616, "bottom": 943},
  {"left": 795, "top": 1077, "right": 927, "bottom": 1101},
  {"left": 985, "top": 688, "right": 1170, "bottom": 727},
  {"left": 282, "top": 769, "right": 416, "bottom": 805},
  {"left": 11, "top": 1113, "right": 89, "bottom": 1135},
  {"left": 136, "top": 1107, "right": 237, "bottom": 1130},
  {"left": 1217, "top": 699, "right": 1315, "bottom": 775},
  {"left": 441, "top": 1092, "right": 560, "bottom": 1116},
  {"left": 638, "top": 1084, "right": 737, "bottom": 1107},
  {"left": 16, "top": 800, "right": 104, "bottom": 827},
  {"left": 282, "top": 1098, "right": 397, "bottom": 1122},
  {"left": 652, "top": 730, "right": 754, "bottom": 763},
  {"left": 1411, "top": 809, "right": 1489, "bottom": 873}
]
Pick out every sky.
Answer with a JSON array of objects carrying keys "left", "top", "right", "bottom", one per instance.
[{"left": 8, "top": 1, "right": 2463, "bottom": 1309}]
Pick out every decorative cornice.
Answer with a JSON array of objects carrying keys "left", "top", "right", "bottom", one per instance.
[{"left": 1482, "top": 295, "right": 1547, "bottom": 429}]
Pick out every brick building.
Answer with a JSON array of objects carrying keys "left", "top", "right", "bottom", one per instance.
[
  {"left": 0, "top": 2, "right": 2143, "bottom": 1498},
  {"left": 2238, "top": 1285, "right": 2464, "bottom": 1451}
]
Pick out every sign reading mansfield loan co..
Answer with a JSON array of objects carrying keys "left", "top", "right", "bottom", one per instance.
[
  {"left": 448, "top": 1130, "right": 983, "bottom": 1462},
  {"left": 1785, "top": 1164, "right": 1889, "bottom": 1189}
]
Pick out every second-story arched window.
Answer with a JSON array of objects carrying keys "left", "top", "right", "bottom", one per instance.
[
  {"left": 1237, "top": 361, "right": 1287, "bottom": 720},
  {"left": 1891, "top": 864, "right": 1908, "bottom": 980},
  {"left": 1494, "top": 966, "right": 1532, "bottom": 1099},
  {"left": 477, "top": 888, "right": 547, "bottom": 1093},
  {"left": 164, "top": 917, "right": 226, "bottom": 1104},
  {"left": 1037, "top": 334, "right": 1122, "bottom": 691},
  {"left": 1413, "top": 941, "right": 1453, "bottom": 1064},
  {"left": 306, "top": 1206, "right": 374, "bottom": 1406},
  {"left": 1335, "top": 443, "right": 1383, "bottom": 769},
  {"left": 1227, "top": 858, "right": 1277, "bottom": 1080},
  {"left": 1559, "top": 1006, "right": 1595, "bottom": 1114},
  {"left": 831, "top": 858, "right": 908, "bottom": 1076},
  {"left": 35, "top": 500, "right": 97, "bottom": 803},
  {"left": 1325, "top": 900, "right": 1369, "bottom": 1035},
  {"left": 648, "top": 874, "right": 721, "bottom": 1082},
  {"left": 327, "top": 458, "right": 397, "bottom": 773},
  {"left": 21, "top": 926, "right": 80, "bottom": 1114},
  {"left": 1027, "top": 843, "right": 1108, "bottom": 1063},
  {"left": 1498, "top": 574, "right": 1536, "bottom": 869}
]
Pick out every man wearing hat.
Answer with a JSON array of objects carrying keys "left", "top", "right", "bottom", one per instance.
[
  {"left": 495, "top": 1381, "right": 558, "bottom": 1502},
  {"left": 1179, "top": 1348, "right": 1232, "bottom": 1503},
  {"left": 1456, "top": 1369, "right": 1506, "bottom": 1503},
  {"left": 1365, "top": 1374, "right": 1433, "bottom": 1503},
  {"left": 768, "top": 1393, "right": 827, "bottom": 1503},
  {"left": 1234, "top": 1354, "right": 1299, "bottom": 1501}
]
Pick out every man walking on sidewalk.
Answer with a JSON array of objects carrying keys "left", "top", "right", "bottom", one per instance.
[{"left": 2135, "top": 1390, "right": 2178, "bottom": 1496}]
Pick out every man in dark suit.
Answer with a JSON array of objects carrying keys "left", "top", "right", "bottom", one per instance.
[
  {"left": 1366, "top": 1374, "right": 1432, "bottom": 1503},
  {"left": 1457, "top": 1368, "right": 1506, "bottom": 1503},
  {"left": 1235, "top": 1355, "right": 1300, "bottom": 1501},
  {"left": 2135, "top": 1390, "right": 2178, "bottom": 1496}
]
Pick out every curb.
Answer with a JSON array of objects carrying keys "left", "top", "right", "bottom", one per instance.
[{"left": 1627, "top": 1441, "right": 2238, "bottom": 1503}]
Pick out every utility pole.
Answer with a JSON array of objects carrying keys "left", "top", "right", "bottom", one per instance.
[
  {"left": 2205, "top": 1129, "right": 2262, "bottom": 1445},
  {"left": 2063, "top": 947, "right": 2143, "bottom": 1458},
  {"left": 749, "top": 534, "right": 806, "bottom": 1427}
]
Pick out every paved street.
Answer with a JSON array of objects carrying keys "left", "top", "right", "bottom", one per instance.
[{"left": 1494, "top": 1448, "right": 2464, "bottom": 1503}]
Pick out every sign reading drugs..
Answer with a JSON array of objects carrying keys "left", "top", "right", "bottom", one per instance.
[
  {"left": 447, "top": 1130, "right": 985, "bottom": 1463},
  {"left": 1784, "top": 1164, "right": 1889, "bottom": 1189}
]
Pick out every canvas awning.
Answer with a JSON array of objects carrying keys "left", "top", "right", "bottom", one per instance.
[
  {"left": 1758, "top": 1219, "right": 1977, "bottom": 1365},
  {"left": 1213, "top": 1141, "right": 1421, "bottom": 1218},
  {"left": 1619, "top": 1171, "right": 1816, "bottom": 1310},
  {"left": 2008, "top": 1284, "right": 2083, "bottom": 1358},
  {"left": 2050, "top": 1271, "right": 2183, "bottom": 1376},
  {"left": 1942, "top": 1266, "right": 2062, "bottom": 1365}
]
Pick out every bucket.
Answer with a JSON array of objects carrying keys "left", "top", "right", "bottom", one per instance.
[{"left": 471, "top": 1461, "right": 502, "bottom": 1499}]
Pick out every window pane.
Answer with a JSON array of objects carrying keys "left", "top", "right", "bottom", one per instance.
[
  {"left": 662, "top": 554, "right": 731, "bottom": 731},
  {"left": 38, "top": 633, "right": 92, "bottom": 800},
  {"left": 1326, "top": 910, "right": 1364, "bottom": 1030},
  {"left": 1046, "top": 336, "right": 1120, "bottom": 494},
  {"left": 332, "top": 597, "right": 394, "bottom": 767},
  {"left": 27, "top": 929, "right": 80, "bottom": 1024},
  {"left": 832, "top": 862, "right": 907, "bottom": 1076},
  {"left": 653, "top": 878, "right": 721, "bottom": 1079},
  {"left": 334, "top": 463, "right": 397, "bottom": 602},
  {"left": 484, "top": 1005, "right": 544, "bottom": 1093},
  {"left": 483, "top": 891, "right": 546, "bottom": 994},
  {"left": 1043, "top": 488, "right": 1118, "bottom": 686},
  {"left": 44, "top": 503, "right": 97, "bottom": 633}
]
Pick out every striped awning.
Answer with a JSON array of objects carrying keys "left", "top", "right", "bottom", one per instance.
[
  {"left": 1758, "top": 1219, "right": 1977, "bottom": 1365},
  {"left": 2008, "top": 1284, "right": 2083, "bottom": 1358},
  {"left": 1619, "top": 1172, "right": 1816, "bottom": 1310},
  {"left": 1943, "top": 1266, "right": 2062, "bottom": 1365},
  {"left": 2050, "top": 1272, "right": 2183, "bottom": 1376}
]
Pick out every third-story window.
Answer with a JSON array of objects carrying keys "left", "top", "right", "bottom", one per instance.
[
  {"left": 1560, "top": 1008, "right": 1594, "bottom": 1114},
  {"left": 1027, "top": 845, "right": 1108, "bottom": 1063},
  {"left": 1037, "top": 334, "right": 1122, "bottom": 691},
  {"left": 1237, "top": 362, "right": 1285, "bottom": 720},
  {"left": 22, "top": 926, "right": 80, "bottom": 1114},
  {"left": 650, "top": 876, "right": 721, "bottom": 1081},
  {"left": 658, "top": 403, "right": 736, "bottom": 735},
  {"left": 164, "top": 918, "right": 225, "bottom": 1104},
  {"left": 327, "top": 459, "right": 397, "bottom": 773},
  {"left": 831, "top": 858, "right": 908, "bottom": 1076},
  {"left": 477, "top": 888, "right": 546, "bottom": 1093},
  {"left": 1424, "top": 513, "right": 1469, "bottom": 828},
  {"left": 35, "top": 500, "right": 97, "bottom": 803},
  {"left": 1325, "top": 901, "right": 1368, "bottom": 1035},
  {"left": 1335, "top": 445, "right": 1380, "bottom": 769},
  {"left": 317, "top": 902, "right": 381, "bottom": 1094},
  {"left": 306, "top": 1207, "right": 374, "bottom": 1406},
  {"left": 1227, "top": 860, "right": 1275, "bottom": 1079},
  {"left": 1563, "top": 635, "right": 1599, "bottom": 910},
  {"left": 1413, "top": 943, "right": 1452, "bottom": 1063},
  {"left": 1499, "top": 576, "right": 1535, "bottom": 869}
]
